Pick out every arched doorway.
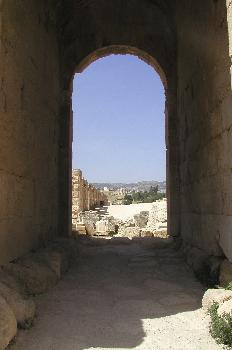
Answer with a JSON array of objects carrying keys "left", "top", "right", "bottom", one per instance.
[
  {"left": 59, "top": 45, "right": 179, "bottom": 241},
  {"left": 71, "top": 52, "right": 167, "bottom": 232}
]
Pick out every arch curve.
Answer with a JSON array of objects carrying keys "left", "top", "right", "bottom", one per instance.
[{"left": 75, "top": 45, "right": 167, "bottom": 90}]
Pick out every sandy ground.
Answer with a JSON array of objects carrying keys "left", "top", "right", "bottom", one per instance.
[
  {"left": 107, "top": 203, "right": 158, "bottom": 220},
  {"left": 10, "top": 237, "right": 222, "bottom": 350}
]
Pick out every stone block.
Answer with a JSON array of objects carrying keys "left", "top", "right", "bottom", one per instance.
[
  {"left": 220, "top": 259, "right": 232, "bottom": 287},
  {"left": 218, "top": 298, "right": 232, "bottom": 317},
  {"left": 32, "top": 250, "right": 63, "bottom": 279},
  {"left": 0, "top": 268, "right": 26, "bottom": 295},
  {"left": 134, "top": 211, "right": 149, "bottom": 228},
  {"left": 202, "top": 288, "right": 232, "bottom": 311},
  {"left": 218, "top": 216, "right": 232, "bottom": 262},
  {"left": 0, "top": 295, "right": 17, "bottom": 350},
  {"left": 85, "top": 224, "right": 96, "bottom": 236},
  {"left": 186, "top": 247, "right": 207, "bottom": 273},
  {"left": 3, "top": 259, "right": 58, "bottom": 296},
  {"left": 140, "top": 230, "right": 153, "bottom": 237},
  {"left": 0, "top": 282, "right": 35, "bottom": 328},
  {"left": 96, "top": 220, "right": 108, "bottom": 234},
  {"left": 226, "top": 0, "right": 232, "bottom": 58},
  {"left": 50, "top": 239, "right": 77, "bottom": 271},
  {"left": 221, "top": 94, "right": 232, "bottom": 131}
]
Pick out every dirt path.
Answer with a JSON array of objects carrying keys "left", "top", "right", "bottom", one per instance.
[{"left": 10, "top": 237, "right": 222, "bottom": 350}]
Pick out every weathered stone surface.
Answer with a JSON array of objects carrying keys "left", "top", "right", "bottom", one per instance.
[
  {"left": 96, "top": 219, "right": 115, "bottom": 235},
  {"left": 146, "top": 200, "right": 167, "bottom": 232},
  {"left": 0, "top": 282, "right": 35, "bottom": 328},
  {"left": 51, "top": 239, "right": 78, "bottom": 270},
  {"left": 202, "top": 289, "right": 232, "bottom": 311},
  {"left": 85, "top": 223, "right": 96, "bottom": 236},
  {"left": 0, "top": 268, "right": 26, "bottom": 295},
  {"left": 72, "top": 169, "right": 108, "bottom": 227},
  {"left": 218, "top": 298, "right": 232, "bottom": 317},
  {"left": 186, "top": 247, "right": 207, "bottom": 273},
  {"left": 140, "top": 230, "right": 153, "bottom": 238},
  {"left": 0, "top": 0, "right": 61, "bottom": 265},
  {"left": 30, "top": 250, "right": 63, "bottom": 279},
  {"left": 134, "top": 211, "right": 149, "bottom": 228},
  {"left": 0, "top": 0, "right": 232, "bottom": 291},
  {"left": 219, "top": 259, "right": 232, "bottom": 287},
  {"left": 3, "top": 259, "right": 58, "bottom": 296},
  {"left": 119, "top": 227, "right": 141, "bottom": 238},
  {"left": 7, "top": 236, "right": 222, "bottom": 350},
  {"left": 0, "top": 295, "right": 17, "bottom": 350}
]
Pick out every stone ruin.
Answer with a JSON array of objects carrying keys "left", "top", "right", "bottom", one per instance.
[
  {"left": 116, "top": 199, "right": 168, "bottom": 238},
  {"left": 1, "top": 1, "right": 232, "bottom": 348},
  {"left": 72, "top": 169, "right": 108, "bottom": 229},
  {"left": 1, "top": 0, "right": 232, "bottom": 315},
  {"left": 74, "top": 203, "right": 116, "bottom": 236},
  {"left": 74, "top": 197, "right": 168, "bottom": 238}
]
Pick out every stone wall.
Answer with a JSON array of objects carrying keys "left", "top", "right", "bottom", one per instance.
[
  {"left": 1, "top": 0, "right": 232, "bottom": 274},
  {"left": 0, "top": 1, "right": 61, "bottom": 264},
  {"left": 176, "top": 0, "right": 232, "bottom": 262},
  {"left": 57, "top": 0, "right": 179, "bottom": 240},
  {"left": 72, "top": 169, "right": 108, "bottom": 225}
]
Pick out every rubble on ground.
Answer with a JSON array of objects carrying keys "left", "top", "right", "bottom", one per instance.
[
  {"left": 0, "top": 238, "right": 77, "bottom": 349},
  {"left": 73, "top": 199, "right": 167, "bottom": 238}
]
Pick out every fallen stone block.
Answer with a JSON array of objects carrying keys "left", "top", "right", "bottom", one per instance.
[
  {"left": 219, "top": 259, "right": 232, "bottom": 287},
  {"left": 0, "top": 268, "right": 26, "bottom": 295},
  {"left": 3, "top": 258, "right": 58, "bottom": 296},
  {"left": 0, "top": 282, "right": 35, "bottom": 329},
  {"left": 0, "top": 295, "right": 17, "bottom": 350},
  {"left": 85, "top": 223, "right": 96, "bottom": 236},
  {"left": 218, "top": 298, "right": 232, "bottom": 317},
  {"left": 134, "top": 211, "right": 149, "bottom": 228},
  {"left": 140, "top": 230, "right": 153, "bottom": 237},
  {"left": 202, "top": 288, "right": 232, "bottom": 311},
  {"left": 51, "top": 238, "right": 78, "bottom": 269},
  {"left": 32, "top": 249, "right": 63, "bottom": 279},
  {"left": 124, "top": 227, "right": 141, "bottom": 237}
]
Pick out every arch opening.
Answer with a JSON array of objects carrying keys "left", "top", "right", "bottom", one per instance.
[{"left": 70, "top": 49, "right": 169, "bottom": 238}]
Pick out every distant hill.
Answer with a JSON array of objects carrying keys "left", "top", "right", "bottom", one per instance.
[{"left": 91, "top": 180, "right": 166, "bottom": 193}]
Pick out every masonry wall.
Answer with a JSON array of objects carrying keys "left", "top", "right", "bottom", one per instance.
[
  {"left": 3, "top": 0, "right": 232, "bottom": 270},
  {"left": 57, "top": 0, "right": 179, "bottom": 240},
  {"left": 0, "top": 0, "right": 60, "bottom": 264},
  {"left": 176, "top": 0, "right": 232, "bottom": 262},
  {"left": 72, "top": 169, "right": 108, "bottom": 226}
]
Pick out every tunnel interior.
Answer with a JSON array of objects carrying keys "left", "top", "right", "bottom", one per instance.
[{"left": 0, "top": 0, "right": 232, "bottom": 277}]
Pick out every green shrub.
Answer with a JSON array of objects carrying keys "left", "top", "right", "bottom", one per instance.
[
  {"left": 123, "top": 194, "right": 133, "bottom": 205},
  {"left": 226, "top": 282, "right": 232, "bottom": 291},
  {"left": 208, "top": 302, "right": 232, "bottom": 347},
  {"left": 126, "top": 186, "right": 165, "bottom": 204}
]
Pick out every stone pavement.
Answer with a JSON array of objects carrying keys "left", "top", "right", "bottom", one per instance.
[{"left": 10, "top": 237, "right": 223, "bottom": 350}]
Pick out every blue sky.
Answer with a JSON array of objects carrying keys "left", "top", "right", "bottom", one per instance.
[{"left": 72, "top": 54, "right": 166, "bottom": 183}]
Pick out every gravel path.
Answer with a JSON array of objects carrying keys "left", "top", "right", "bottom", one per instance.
[{"left": 10, "top": 237, "right": 222, "bottom": 350}]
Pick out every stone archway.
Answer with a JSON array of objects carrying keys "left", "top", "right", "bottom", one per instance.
[
  {"left": 56, "top": 0, "right": 178, "bottom": 242},
  {"left": 0, "top": 0, "right": 232, "bottom": 275},
  {"left": 57, "top": 0, "right": 232, "bottom": 272},
  {"left": 70, "top": 47, "right": 169, "bottom": 235},
  {"left": 61, "top": 44, "right": 179, "bottom": 243}
]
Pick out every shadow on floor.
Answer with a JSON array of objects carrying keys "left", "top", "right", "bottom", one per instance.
[{"left": 12, "top": 236, "right": 207, "bottom": 350}]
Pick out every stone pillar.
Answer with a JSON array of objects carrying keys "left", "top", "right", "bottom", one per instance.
[
  {"left": 72, "top": 170, "right": 109, "bottom": 221},
  {"left": 72, "top": 169, "right": 83, "bottom": 225}
]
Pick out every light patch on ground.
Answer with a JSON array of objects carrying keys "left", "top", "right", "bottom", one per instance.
[{"left": 10, "top": 237, "right": 223, "bottom": 350}]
